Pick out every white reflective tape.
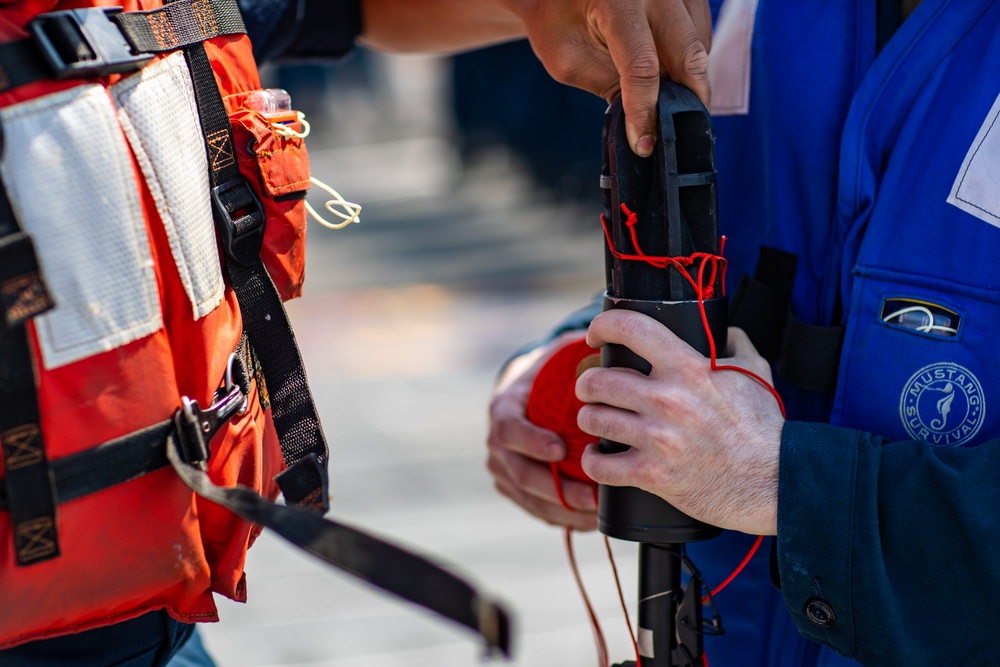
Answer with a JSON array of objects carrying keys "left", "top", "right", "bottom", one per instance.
[
  {"left": 113, "top": 52, "right": 223, "bottom": 320},
  {"left": 637, "top": 627, "right": 655, "bottom": 659},
  {"left": 708, "top": 0, "right": 759, "bottom": 117},
  {"left": 948, "top": 89, "right": 1000, "bottom": 229},
  {"left": 0, "top": 86, "right": 161, "bottom": 369}
]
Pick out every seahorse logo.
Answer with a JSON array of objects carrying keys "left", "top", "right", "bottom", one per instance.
[
  {"left": 899, "top": 363, "right": 985, "bottom": 447},
  {"left": 929, "top": 383, "right": 954, "bottom": 430}
]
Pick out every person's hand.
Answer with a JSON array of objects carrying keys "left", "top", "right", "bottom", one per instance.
[
  {"left": 576, "top": 311, "right": 783, "bottom": 535},
  {"left": 488, "top": 332, "right": 599, "bottom": 531},
  {"left": 509, "top": 0, "right": 712, "bottom": 157}
]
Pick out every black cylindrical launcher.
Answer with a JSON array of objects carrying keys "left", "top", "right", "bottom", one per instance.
[{"left": 599, "top": 81, "right": 724, "bottom": 667}]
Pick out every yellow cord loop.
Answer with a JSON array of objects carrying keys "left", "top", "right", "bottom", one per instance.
[
  {"left": 305, "top": 177, "right": 362, "bottom": 230},
  {"left": 264, "top": 112, "right": 362, "bottom": 230}
]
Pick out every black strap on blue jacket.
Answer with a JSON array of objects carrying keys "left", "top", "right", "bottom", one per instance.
[
  {"left": 729, "top": 247, "right": 844, "bottom": 392},
  {"left": 877, "top": 0, "right": 903, "bottom": 54}
]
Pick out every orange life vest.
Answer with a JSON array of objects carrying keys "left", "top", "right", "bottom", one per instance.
[{"left": 0, "top": 0, "right": 310, "bottom": 647}]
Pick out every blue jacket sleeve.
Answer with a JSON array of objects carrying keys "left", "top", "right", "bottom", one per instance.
[
  {"left": 776, "top": 421, "right": 1000, "bottom": 664},
  {"left": 239, "top": 0, "right": 362, "bottom": 63}
]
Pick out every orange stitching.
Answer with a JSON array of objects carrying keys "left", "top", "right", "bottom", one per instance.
[
  {"left": 149, "top": 12, "right": 178, "bottom": 50},
  {"left": 15, "top": 517, "right": 57, "bottom": 562},
  {"left": 1, "top": 274, "right": 51, "bottom": 322},
  {"left": 296, "top": 488, "right": 325, "bottom": 510},
  {"left": 206, "top": 129, "right": 235, "bottom": 170},
  {"left": 192, "top": 0, "right": 218, "bottom": 36},
  {"left": 2, "top": 424, "right": 43, "bottom": 471}
]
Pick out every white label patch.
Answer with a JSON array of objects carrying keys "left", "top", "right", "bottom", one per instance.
[
  {"left": 708, "top": 0, "right": 760, "bottom": 117},
  {"left": 113, "top": 52, "right": 223, "bottom": 320},
  {"left": 948, "top": 89, "right": 1000, "bottom": 228},
  {"left": 637, "top": 627, "right": 655, "bottom": 658},
  {"left": 0, "top": 86, "right": 161, "bottom": 369},
  {"left": 899, "top": 362, "right": 985, "bottom": 447}
]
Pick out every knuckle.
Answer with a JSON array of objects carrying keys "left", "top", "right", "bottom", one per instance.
[
  {"left": 624, "top": 50, "right": 661, "bottom": 81},
  {"left": 537, "top": 42, "right": 592, "bottom": 89},
  {"left": 619, "top": 314, "right": 647, "bottom": 340},
  {"left": 680, "top": 41, "right": 710, "bottom": 78}
]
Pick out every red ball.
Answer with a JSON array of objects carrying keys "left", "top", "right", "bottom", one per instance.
[{"left": 525, "top": 339, "right": 601, "bottom": 483}]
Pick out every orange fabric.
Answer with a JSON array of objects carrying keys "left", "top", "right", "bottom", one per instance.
[{"left": 0, "top": 0, "right": 308, "bottom": 648}]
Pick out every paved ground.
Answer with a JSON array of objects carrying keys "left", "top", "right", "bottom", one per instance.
[{"left": 198, "top": 84, "right": 647, "bottom": 666}]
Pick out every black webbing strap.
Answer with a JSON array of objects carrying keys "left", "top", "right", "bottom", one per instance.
[
  {"left": 877, "top": 0, "right": 903, "bottom": 54},
  {"left": 729, "top": 247, "right": 844, "bottom": 392},
  {"left": 776, "top": 315, "right": 845, "bottom": 393},
  {"left": 165, "top": 416, "right": 512, "bottom": 658},
  {"left": 113, "top": 0, "right": 247, "bottom": 54},
  {"left": 0, "top": 136, "right": 59, "bottom": 564},
  {"left": 0, "top": 324, "right": 58, "bottom": 566},
  {"left": 0, "top": 0, "right": 246, "bottom": 93},
  {"left": 0, "top": 421, "right": 173, "bottom": 512},
  {"left": 178, "top": 23, "right": 330, "bottom": 512},
  {"left": 729, "top": 248, "right": 797, "bottom": 361}
]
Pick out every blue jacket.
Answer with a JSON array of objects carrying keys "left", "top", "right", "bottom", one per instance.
[
  {"left": 238, "top": 0, "right": 360, "bottom": 62},
  {"left": 698, "top": 0, "right": 1000, "bottom": 664}
]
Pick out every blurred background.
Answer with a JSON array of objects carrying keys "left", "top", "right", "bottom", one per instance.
[{"left": 198, "top": 45, "right": 646, "bottom": 666}]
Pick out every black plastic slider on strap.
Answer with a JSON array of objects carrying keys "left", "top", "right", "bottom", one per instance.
[
  {"left": 28, "top": 8, "right": 153, "bottom": 80},
  {"left": 730, "top": 247, "right": 844, "bottom": 392},
  {"left": 211, "top": 178, "right": 267, "bottom": 266}
]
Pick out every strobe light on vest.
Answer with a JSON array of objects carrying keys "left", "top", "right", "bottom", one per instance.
[{"left": 599, "top": 81, "right": 724, "bottom": 667}]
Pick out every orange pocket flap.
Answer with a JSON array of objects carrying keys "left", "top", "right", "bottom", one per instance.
[{"left": 229, "top": 108, "right": 311, "bottom": 197}]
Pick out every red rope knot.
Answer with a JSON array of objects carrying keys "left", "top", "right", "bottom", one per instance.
[{"left": 601, "top": 203, "right": 727, "bottom": 301}]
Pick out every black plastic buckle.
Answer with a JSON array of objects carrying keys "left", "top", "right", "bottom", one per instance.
[
  {"left": 211, "top": 178, "right": 267, "bottom": 266},
  {"left": 29, "top": 8, "right": 152, "bottom": 80},
  {"left": 174, "top": 384, "right": 245, "bottom": 467}
]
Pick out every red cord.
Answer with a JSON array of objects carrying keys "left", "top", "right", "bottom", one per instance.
[
  {"left": 605, "top": 203, "right": 786, "bottom": 417},
  {"left": 551, "top": 465, "right": 610, "bottom": 667},
  {"left": 702, "top": 535, "right": 765, "bottom": 604},
  {"left": 604, "top": 537, "right": 641, "bottom": 667},
  {"left": 551, "top": 466, "right": 644, "bottom": 667}
]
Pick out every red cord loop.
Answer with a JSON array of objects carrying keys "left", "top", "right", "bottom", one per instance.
[
  {"left": 602, "top": 203, "right": 723, "bottom": 300},
  {"left": 602, "top": 203, "right": 786, "bottom": 419}
]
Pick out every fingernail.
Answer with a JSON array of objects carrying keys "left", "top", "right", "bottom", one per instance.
[
  {"left": 636, "top": 135, "right": 655, "bottom": 157},
  {"left": 546, "top": 443, "right": 566, "bottom": 460}
]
